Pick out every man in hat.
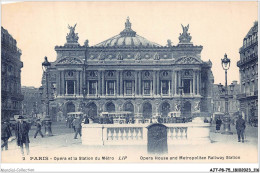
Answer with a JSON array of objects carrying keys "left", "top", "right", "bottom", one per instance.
[
  {"left": 73, "top": 116, "right": 82, "bottom": 139},
  {"left": 1, "top": 120, "right": 12, "bottom": 151},
  {"left": 236, "top": 114, "right": 246, "bottom": 143},
  {"left": 34, "top": 119, "right": 44, "bottom": 138},
  {"left": 15, "top": 116, "right": 30, "bottom": 155}
]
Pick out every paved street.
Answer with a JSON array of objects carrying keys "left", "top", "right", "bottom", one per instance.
[{"left": 1, "top": 122, "right": 258, "bottom": 163}]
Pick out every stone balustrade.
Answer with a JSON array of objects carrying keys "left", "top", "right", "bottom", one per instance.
[{"left": 82, "top": 119, "right": 211, "bottom": 146}]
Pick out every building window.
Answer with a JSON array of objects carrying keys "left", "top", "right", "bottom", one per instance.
[
  {"left": 68, "top": 71, "right": 74, "bottom": 77},
  {"left": 143, "top": 80, "right": 151, "bottom": 95},
  {"left": 89, "top": 80, "right": 97, "bottom": 95},
  {"left": 161, "top": 80, "right": 169, "bottom": 95},
  {"left": 125, "top": 81, "right": 133, "bottom": 95},
  {"left": 66, "top": 80, "right": 75, "bottom": 94},
  {"left": 106, "top": 81, "right": 115, "bottom": 95}
]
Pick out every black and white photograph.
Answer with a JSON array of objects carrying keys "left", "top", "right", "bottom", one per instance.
[{"left": 0, "top": 1, "right": 258, "bottom": 172}]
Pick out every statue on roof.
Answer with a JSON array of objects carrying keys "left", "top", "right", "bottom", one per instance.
[
  {"left": 68, "top": 24, "right": 77, "bottom": 34},
  {"left": 66, "top": 23, "right": 79, "bottom": 44},
  {"left": 181, "top": 24, "right": 189, "bottom": 35},
  {"left": 179, "top": 24, "right": 192, "bottom": 44}
]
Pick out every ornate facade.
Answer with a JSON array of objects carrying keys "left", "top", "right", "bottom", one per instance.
[
  {"left": 42, "top": 18, "right": 214, "bottom": 121},
  {"left": 1, "top": 27, "right": 23, "bottom": 121},
  {"left": 237, "top": 21, "right": 258, "bottom": 122}
]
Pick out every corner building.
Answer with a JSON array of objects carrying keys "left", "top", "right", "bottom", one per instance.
[
  {"left": 1, "top": 27, "right": 23, "bottom": 120},
  {"left": 45, "top": 18, "right": 214, "bottom": 120},
  {"left": 237, "top": 21, "right": 258, "bottom": 122}
]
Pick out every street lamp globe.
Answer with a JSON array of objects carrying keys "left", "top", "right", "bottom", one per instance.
[
  {"left": 221, "top": 53, "right": 231, "bottom": 70},
  {"left": 42, "top": 56, "right": 51, "bottom": 72}
]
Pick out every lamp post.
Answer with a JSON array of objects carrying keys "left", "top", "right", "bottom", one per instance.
[
  {"left": 218, "top": 53, "right": 233, "bottom": 135},
  {"left": 41, "top": 56, "right": 53, "bottom": 136}
]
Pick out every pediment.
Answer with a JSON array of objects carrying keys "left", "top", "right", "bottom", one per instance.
[
  {"left": 175, "top": 56, "right": 202, "bottom": 64},
  {"left": 57, "top": 57, "right": 83, "bottom": 64}
]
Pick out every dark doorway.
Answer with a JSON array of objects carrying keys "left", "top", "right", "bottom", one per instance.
[
  {"left": 182, "top": 101, "right": 191, "bottom": 117},
  {"left": 124, "top": 102, "right": 134, "bottom": 117},
  {"left": 86, "top": 102, "right": 97, "bottom": 118},
  {"left": 66, "top": 102, "right": 75, "bottom": 113},
  {"left": 183, "top": 79, "right": 191, "bottom": 94},
  {"left": 161, "top": 102, "right": 170, "bottom": 117},
  {"left": 106, "top": 102, "right": 115, "bottom": 113},
  {"left": 143, "top": 102, "right": 152, "bottom": 118}
]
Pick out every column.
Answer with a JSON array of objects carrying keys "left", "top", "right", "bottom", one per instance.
[
  {"left": 174, "top": 71, "right": 177, "bottom": 95},
  {"left": 61, "top": 71, "right": 65, "bottom": 95},
  {"left": 190, "top": 80, "right": 192, "bottom": 95},
  {"left": 138, "top": 71, "right": 142, "bottom": 95},
  {"left": 57, "top": 71, "right": 60, "bottom": 96},
  {"left": 73, "top": 81, "right": 76, "bottom": 95},
  {"left": 168, "top": 80, "right": 171, "bottom": 95},
  {"left": 172, "top": 70, "right": 175, "bottom": 96},
  {"left": 113, "top": 81, "right": 116, "bottom": 96},
  {"left": 79, "top": 71, "right": 82, "bottom": 95},
  {"left": 76, "top": 71, "right": 79, "bottom": 95},
  {"left": 117, "top": 71, "right": 120, "bottom": 96},
  {"left": 124, "top": 81, "right": 126, "bottom": 95},
  {"left": 135, "top": 71, "right": 138, "bottom": 96},
  {"left": 65, "top": 81, "right": 68, "bottom": 95},
  {"left": 120, "top": 70, "right": 123, "bottom": 96},
  {"left": 199, "top": 71, "right": 201, "bottom": 95},
  {"left": 102, "top": 71, "right": 105, "bottom": 95},
  {"left": 156, "top": 71, "right": 160, "bottom": 95},
  {"left": 196, "top": 71, "right": 199, "bottom": 95},
  {"left": 150, "top": 81, "right": 152, "bottom": 95},
  {"left": 193, "top": 70, "right": 196, "bottom": 94},
  {"left": 153, "top": 71, "right": 156, "bottom": 95},
  {"left": 98, "top": 71, "right": 102, "bottom": 96},
  {"left": 178, "top": 71, "right": 181, "bottom": 92}
]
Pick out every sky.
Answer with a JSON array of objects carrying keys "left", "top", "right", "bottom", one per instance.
[{"left": 1, "top": 1, "right": 258, "bottom": 88}]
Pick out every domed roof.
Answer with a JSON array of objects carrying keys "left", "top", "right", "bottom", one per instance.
[{"left": 94, "top": 17, "right": 162, "bottom": 47}]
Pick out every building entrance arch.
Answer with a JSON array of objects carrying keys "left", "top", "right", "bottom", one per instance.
[
  {"left": 66, "top": 102, "right": 75, "bottom": 114},
  {"left": 106, "top": 102, "right": 115, "bottom": 113},
  {"left": 181, "top": 101, "right": 191, "bottom": 117},
  {"left": 160, "top": 102, "right": 170, "bottom": 117},
  {"left": 124, "top": 102, "right": 134, "bottom": 117},
  {"left": 143, "top": 102, "right": 152, "bottom": 118},
  {"left": 86, "top": 102, "right": 97, "bottom": 118}
]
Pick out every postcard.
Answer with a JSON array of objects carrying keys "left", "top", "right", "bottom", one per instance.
[{"left": 1, "top": 1, "right": 258, "bottom": 172}]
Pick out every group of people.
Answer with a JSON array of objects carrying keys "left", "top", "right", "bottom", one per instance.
[
  {"left": 1, "top": 116, "right": 45, "bottom": 156},
  {"left": 215, "top": 114, "right": 246, "bottom": 143}
]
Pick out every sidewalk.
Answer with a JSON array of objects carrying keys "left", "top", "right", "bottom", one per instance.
[{"left": 1, "top": 122, "right": 258, "bottom": 163}]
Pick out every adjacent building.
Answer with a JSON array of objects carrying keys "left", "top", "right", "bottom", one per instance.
[
  {"left": 237, "top": 21, "right": 258, "bottom": 122},
  {"left": 1, "top": 27, "right": 23, "bottom": 121},
  {"left": 212, "top": 81, "right": 240, "bottom": 117},
  {"left": 21, "top": 86, "right": 42, "bottom": 118},
  {"left": 41, "top": 18, "right": 214, "bottom": 121}
]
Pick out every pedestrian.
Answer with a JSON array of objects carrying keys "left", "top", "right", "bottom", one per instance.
[
  {"left": 1, "top": 120, "right": 12, "bottom": 151},
  {"left": 34, "top": 119, "right": 44, "bottom": 138},
  {"left": 71, "top": 117, "right": 76, "bottom": 132},
  {"left": 236, "top": 114, "right": 246, "bottom": 143},
  {"left": 73, "top": 116, "right": 82, "bottom": 139},
  {"left": 215, "top": 118, "right": 222, "bottom": 133},
  {"left": 15, "top": 116, "right": 30, "bottom": 156}
]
